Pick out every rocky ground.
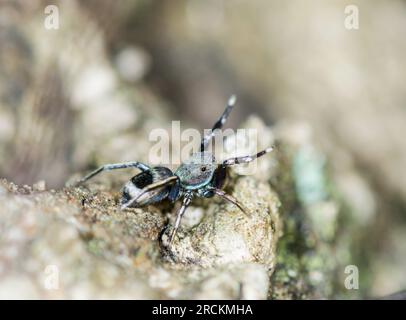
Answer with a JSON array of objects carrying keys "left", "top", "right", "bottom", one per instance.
[
  {"left": 0, "top": 117, "right": 360, "bottom": 299},
  {"left": 1, "top": 0, "right": 405, "bottom": 299}
]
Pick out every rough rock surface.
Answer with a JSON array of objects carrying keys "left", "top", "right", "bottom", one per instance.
[
  {"left": 0, "top": 1, "right": 386, "bottom": 299},
  {"left": 0, "top": 119, "right": 281, "bottom": 299},
  {"left": 162, "top": 177, "right": 280, "bottom": 269},
  {"left": 0, "top": 116, "right": 366, "bottom": 299}
]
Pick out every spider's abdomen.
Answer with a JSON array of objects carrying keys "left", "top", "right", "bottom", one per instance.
[{"left": 121, "top": 166, "right": 173, "bottom": 207}]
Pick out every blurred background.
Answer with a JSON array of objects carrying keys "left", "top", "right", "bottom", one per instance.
[{"left": 0, "top": 0, "right": 405, "bottom": 298}]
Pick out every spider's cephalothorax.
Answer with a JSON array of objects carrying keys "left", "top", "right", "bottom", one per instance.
[{"left": 77, "top": 96, "right": 274, "bottom": 245}]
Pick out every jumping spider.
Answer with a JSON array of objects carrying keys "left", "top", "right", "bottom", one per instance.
[{"left": 77, "top": 96, "right": 274, "bottom": 245}]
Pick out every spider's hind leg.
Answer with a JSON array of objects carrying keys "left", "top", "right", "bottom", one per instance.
[{"left": 77, "top": 161, "right": 151, "bottom": 185}]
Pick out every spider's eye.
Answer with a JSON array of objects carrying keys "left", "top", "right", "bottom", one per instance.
[{"left": 201, "top": 166, "right": 207, "bottom": 172}]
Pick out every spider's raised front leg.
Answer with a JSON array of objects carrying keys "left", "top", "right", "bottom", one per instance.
[
  {"left": 77, "top": 161, "right": 151, "bottom": 185},
  {"left": 169, "top": 192, "right": 193, "bottom": 245},
  {"left": 222, "top": 147, "right": 274, "bottom": 166},
  {"left": 200, "top": 95, "right": 236, "bottom": 152}
]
